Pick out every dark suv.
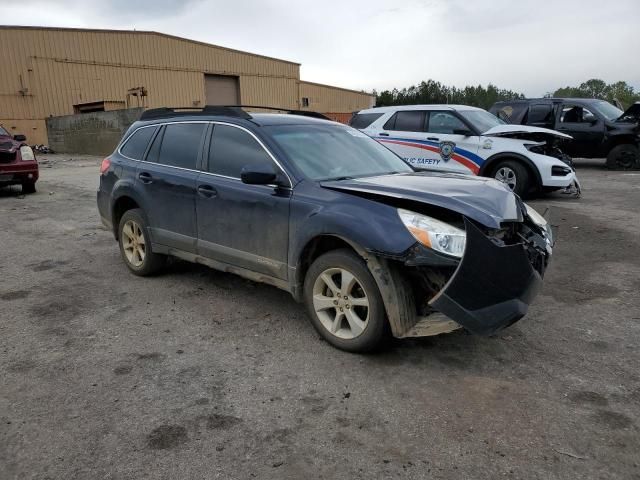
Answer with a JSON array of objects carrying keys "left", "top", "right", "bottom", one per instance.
[
  {"left": 97, "top": 106, "right": 553, "bottom": 352},
  {"left": 490, "top": 99, "right": 640, "bottom": 169},
  {"left": 0, "top": 125, "right": 38, "bottom": 193}
]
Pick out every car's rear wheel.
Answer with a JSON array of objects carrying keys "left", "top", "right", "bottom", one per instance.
[
  {"left": 492, "top": 160, "right": 530, "bottom": 197},
  {"left": 22, "top": 182, "right": 36, "bottom": 194},
  {"left": 606, "top": 144, "right": 640, "bottom": 170},
  {"left": 303, "top": 249, "right": 387, "bottom": 352},
  {"left": 118, "top": 208, "right": 166, "bottom": 276}
]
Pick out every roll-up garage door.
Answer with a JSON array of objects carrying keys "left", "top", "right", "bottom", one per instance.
[{"left": 204, "top": 75, "right": 240, "bottom": 105}]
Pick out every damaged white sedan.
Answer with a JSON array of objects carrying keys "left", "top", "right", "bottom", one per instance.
[{"left": 351, "top": 104, "right": 581, "bottom": 198}]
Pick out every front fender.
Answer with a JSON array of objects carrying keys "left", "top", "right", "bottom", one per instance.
[{"left": 288, "top": 182, "right": 416, "bottom": 269}]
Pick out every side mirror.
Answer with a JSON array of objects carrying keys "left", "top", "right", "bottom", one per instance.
[
  {"left": 240, "top": 164, "right": 278, "bottom": 186},
  {"left": 13, "top": 134, "right": 26, "bottom": 142},
  {"left": 453, "top": 129, "right": 474, "bottom": 136},
  {"left": 584, "top": 113, "right": 597, "bottom": 124}
]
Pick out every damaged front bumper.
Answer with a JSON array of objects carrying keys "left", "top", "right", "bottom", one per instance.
[
  {"left": 370, "top": 216, "right": 550, "bottom": 338},
  {"left": 428, "top": 218, "right": 546, "bottom": 335}
]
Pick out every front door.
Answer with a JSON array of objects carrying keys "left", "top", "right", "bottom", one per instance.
[
  {"left": 196, "top": 123, "right": 290, "bottom": 279},
  {"left": 424, "top": 111, "right": 482, "bottom": 174},
  {"left": 555, "top": 103, "right": 605, "bottom": 157},
  {"left": 136, "top": 122, "right": 207, "bottom": 252}
]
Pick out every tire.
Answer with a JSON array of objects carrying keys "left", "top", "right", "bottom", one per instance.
[
  {"left": 303, "top": 248, "right": 387, "bottom": 353},
  {"left": 118, "top": 208, "right": 166, "bottom": 276},
  {"left": 606, "top": 144, "right": 640, "bottom": 170},
  {"left": 21, "top": 182, "right": 36, "bottom": 194},
  {"left": 491, "top": 159, "right": 531, "bottom": 198}
]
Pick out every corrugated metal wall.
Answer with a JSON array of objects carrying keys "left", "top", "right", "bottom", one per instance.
[
  {"left": 299, "top": 81, "right": 375, "bottom": 114},
  {"left": 0, "top": 26, "right": 374, "bottom": 145}
]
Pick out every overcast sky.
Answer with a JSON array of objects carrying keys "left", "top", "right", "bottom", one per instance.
[{"left": 1, "top": 0, "right": 638, "bottom": 96}]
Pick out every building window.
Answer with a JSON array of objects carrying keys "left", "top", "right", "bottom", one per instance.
[{"left": 302, "top": 97, "right": 310, "bottom": 108}]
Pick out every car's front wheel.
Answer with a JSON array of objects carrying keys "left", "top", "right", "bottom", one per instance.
[
  {"left": 118, "top": 208, "right": 166, "bottom": 276},
  {"left": 303, "top": 249, "right": 387, "bottom": 352},
  {"left": 606, "top": 144, "right": 640, "bottom": 170},
  {"left": 492, "top": 160, "right": 530, "bottom": 197}
]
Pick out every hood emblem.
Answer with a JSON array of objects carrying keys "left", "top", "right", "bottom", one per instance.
[{"left": 439, "top": 141, "right": 456, "bottom": 162}]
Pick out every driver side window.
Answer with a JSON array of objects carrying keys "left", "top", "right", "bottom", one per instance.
[
  {"left": 560, "top": 105, "right": 595, "bottom": 124},
  {"left": 426, "top": 112, "right": 467, "bottom": 134},
  {"left": 208, "top": 124, "right": 274, "bottom": 178}
]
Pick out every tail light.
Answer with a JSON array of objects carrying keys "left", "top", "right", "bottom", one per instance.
[{"left": 100, "top": 157, "right": 111, "bottom": 174}]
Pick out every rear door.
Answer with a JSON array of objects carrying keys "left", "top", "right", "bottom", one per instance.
[
  {"left": 368, "top": 110, "right": 444, "bottom": 168},
  {"left": 195, "top": 123, "right": 291, "bottom": 279},
  {"left": 136, "top": 122, "right": 207, "bottom": 252},
  {"left": 524, "top": 103, "right": 555, "bottom": 129}
]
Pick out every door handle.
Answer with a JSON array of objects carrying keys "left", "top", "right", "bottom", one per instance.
[
  {"left": 197, "top": 184, "right": 217, "bottom": 198},
  {"left": 378, "top": 132, "right": 389, "bottom": 137},
  {"left": 427, "top": 137, "right": 440, "bottom": 142},
  {"left": 138, "top": 172, "right": 153, "bottom": 184}
]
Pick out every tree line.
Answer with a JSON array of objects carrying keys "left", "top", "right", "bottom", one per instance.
[{"left": 374, "top": 79, "right": 640, "bottom": 110}]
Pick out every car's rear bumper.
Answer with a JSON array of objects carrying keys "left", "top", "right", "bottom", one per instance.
[{"left": 428, "top": 219, "right": 546, "bottom": 335}]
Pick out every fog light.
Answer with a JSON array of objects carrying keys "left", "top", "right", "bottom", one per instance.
[{"left": 28, "top": 173, "right": 33, "bottom": 179}]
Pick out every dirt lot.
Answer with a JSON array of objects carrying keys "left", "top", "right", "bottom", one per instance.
[{"left": 1, "top": 154, "right": 639, "bottom": 479}]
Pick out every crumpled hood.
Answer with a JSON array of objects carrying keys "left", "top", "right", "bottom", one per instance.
[
  {"left": 321, "top": 172, "right": 523, "bottom": 229},
  {"left": 618, "top": 102, "right": 640, "bottom": 122},
  {"left": 483, "top": 124, "right": 572, "bottom": 140}
]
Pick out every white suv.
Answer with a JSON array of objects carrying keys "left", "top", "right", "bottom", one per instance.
[{"left": 350, "top": 105, "right": 581, "bottom": 197}]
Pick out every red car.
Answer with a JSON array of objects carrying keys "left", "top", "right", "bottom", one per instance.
[{"left": 0, "top": 124, "right": 39, "bottom": 194}]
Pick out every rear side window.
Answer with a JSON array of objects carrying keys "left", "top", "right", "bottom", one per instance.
[
  {"left": 527, "top": 104, "right": 554, "bottom": 124},
  {"left": 349, "top": 112, "right": 384, "bottom": 129},
  {"left": 383, "top": 111, "right": 427, "bottom": 132},
  {"left": 208, "top": 124, "right": 273, "bottom": 178},
  {"left": 120, "top": 126, "right": 156, "bottom": 160},
  {"left": 156, "top": 123, "right": 206, "bottom": 169}
]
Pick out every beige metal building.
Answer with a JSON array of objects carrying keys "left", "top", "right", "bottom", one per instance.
[{"left": 0, "top": 26, "right": 375, "bottom": 144}]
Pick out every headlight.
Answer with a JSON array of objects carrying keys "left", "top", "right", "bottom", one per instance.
[
  {"left": 19, "top": 146, "right": 35, "bottom": 161},
  {"left": 524, "top": 203, "right": 547, "bottom": 230},
  {"left": 398, "top": 209, "right": 466, "bottom": 258}
]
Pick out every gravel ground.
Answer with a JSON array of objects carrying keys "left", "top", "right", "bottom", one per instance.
[{"left": 1, "top": 154, "right": 639, "bottom": 479}]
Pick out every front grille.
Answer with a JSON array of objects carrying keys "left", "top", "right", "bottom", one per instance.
[{"left": 0, "top": 151, "right": 16, "bottom": 163}]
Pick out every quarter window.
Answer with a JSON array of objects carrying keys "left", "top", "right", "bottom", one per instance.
[
  {"left": 427, "top": 112, "right": 467, "bottom": 135},
  {"left": 120, "top": 127, "right": 156, "bottom": 160},
  {"left": 208, "top": 124, "right": 274, "bottom": 178},
  {"left": 349, "top": 112, "right": 384, "bottom": 129},
  {"left": 156, "top": 123, "right": 205, "bottom": 169}
]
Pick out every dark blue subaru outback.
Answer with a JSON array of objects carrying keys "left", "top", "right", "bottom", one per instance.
[{"left": 97, "top": 106, "right": 553, "bottom": 352}]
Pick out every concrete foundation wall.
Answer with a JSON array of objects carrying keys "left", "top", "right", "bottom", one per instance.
[{"left": 46, "top": 108, "right": 143, "bottom": 156}]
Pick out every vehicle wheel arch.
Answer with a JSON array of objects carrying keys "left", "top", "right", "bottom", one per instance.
[
  {"left": 111, "top": 193, "right": 142, "bottom": 240},
  {"left": 293, "top": 234, "right": 417, "bottom": 339},
  {"left": 605, "top": 134, "right": 639, "bottom": 154},
  {"left": 479, "top": 152, "right": 542, "bottom": 192},
  {"left": 293, "top": 234, "right": 366, "bottom": 301}
]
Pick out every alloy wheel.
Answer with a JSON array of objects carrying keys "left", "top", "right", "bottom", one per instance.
[
  {"left": 312, "top": 267, "right": 369, "bottom": 339},
  {"left": 495, "top": 166, "right": 517, "bottom": 191},
  {"left": 121, "top": 219, "right": 146, "bottom": 267}
]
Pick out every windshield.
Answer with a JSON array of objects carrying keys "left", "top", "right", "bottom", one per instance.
[
  {"left": 590, "top": 101, "right": 623, "bottom": 121},
  {"left": 0, "top": 126, "right": 10, "bottom": 137},
  {"left": 268, "top": 124, "right": 413, "bottom": 180},
  {"left": 458, "top": 110, "right": 504, "bottom": 133}
]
